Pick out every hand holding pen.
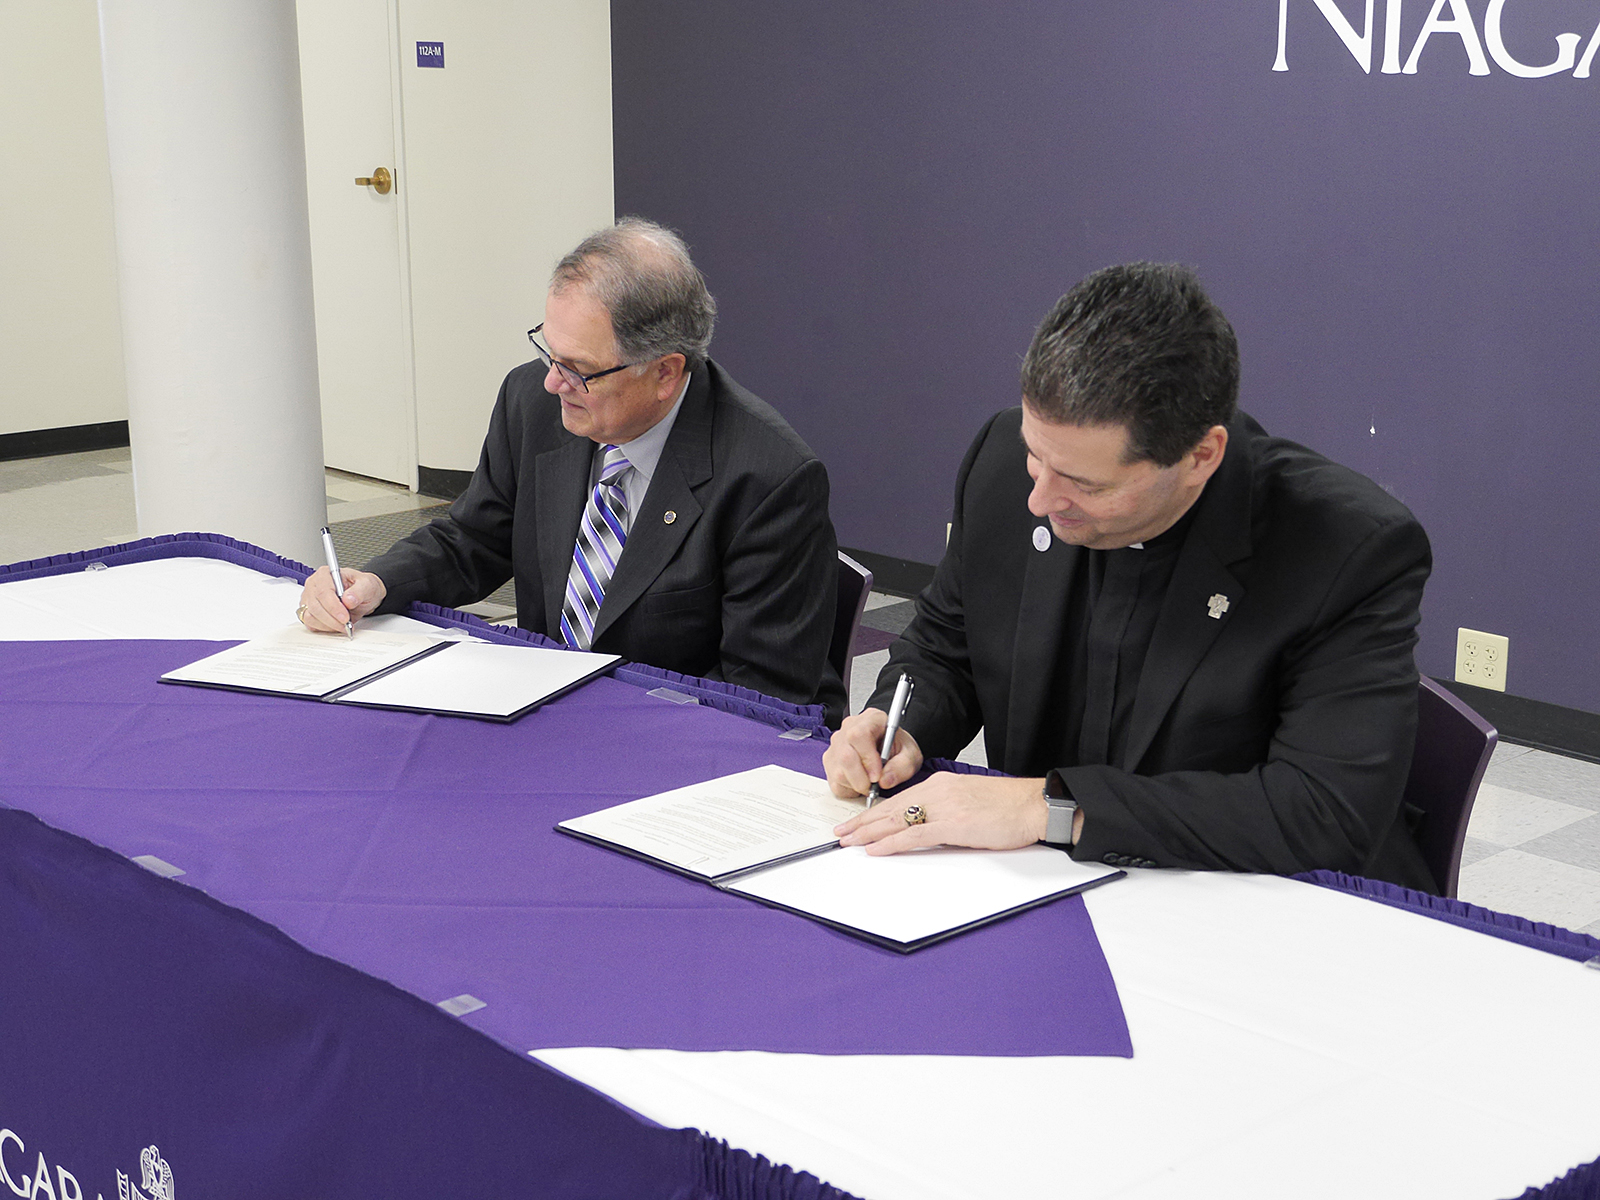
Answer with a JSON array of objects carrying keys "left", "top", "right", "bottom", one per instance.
[
  {"left": 319, "top": 527, "right": 355, "bottom": 639},
  {"left": 294, "top": 528, "right": 388, "bottom": 637},
  {"left": 865, "top": 673, "right": 914, "bottom": 805}
]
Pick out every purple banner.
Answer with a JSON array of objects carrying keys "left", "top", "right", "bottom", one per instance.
[{"left": 613, "top": 0, "right": 1600, "bottom": 712}]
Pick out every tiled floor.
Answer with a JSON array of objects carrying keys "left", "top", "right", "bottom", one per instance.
[
  {"left": 6, "top": 446, "right": 1600, "bottom": 936},
  {"left": 1459, "top": 746, "right": 1600, "bottom": 934},
  {"left": 0, "top": 446, "right": 139, "bottom": 564}
]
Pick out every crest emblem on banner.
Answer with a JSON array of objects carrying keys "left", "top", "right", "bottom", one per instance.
[{"left": 117, "top": 1146, "right": 174, "bottom": 1200}]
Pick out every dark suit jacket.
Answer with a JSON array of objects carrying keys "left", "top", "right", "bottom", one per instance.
[
  {"left": 367, "top": 358, "right": 847, "bottom": 723},
  {"left": 873, "top": 408, "right": 1436, "bottom": 890}
]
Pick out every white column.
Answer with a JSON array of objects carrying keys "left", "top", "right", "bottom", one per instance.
[{"left": 98, "top": 0, "right": 326, "bottom": 565}]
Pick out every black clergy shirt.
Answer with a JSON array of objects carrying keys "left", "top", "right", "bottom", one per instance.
[{"left": 1046, "top": 502, "right": 1199, "bottom": 771}]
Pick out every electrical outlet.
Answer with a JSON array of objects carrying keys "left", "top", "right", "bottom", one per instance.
[{"left": 1456, "top": 628, "right": 1509, "bottom": 692}]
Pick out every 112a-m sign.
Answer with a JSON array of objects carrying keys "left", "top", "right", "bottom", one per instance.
[{"left": 1274, "top": 0, "right": 1600, "bottom": 76}]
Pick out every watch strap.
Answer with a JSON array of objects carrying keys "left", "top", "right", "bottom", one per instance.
[{"left": 1043, "top": 777, "right": 1078, "bottom": 846}]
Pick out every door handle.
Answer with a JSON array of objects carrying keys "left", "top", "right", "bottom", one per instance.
[{"left": 354, "top": 167, "right": 393, "bottom": 195}]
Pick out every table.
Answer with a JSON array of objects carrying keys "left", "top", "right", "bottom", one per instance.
[{"left": 3, "top": 536, "right": 1599, "bottom": 1199}]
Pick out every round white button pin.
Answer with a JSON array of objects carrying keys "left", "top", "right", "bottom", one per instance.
[{"left": 1032, "top": 525, "right": 1051, "bottom": 552}]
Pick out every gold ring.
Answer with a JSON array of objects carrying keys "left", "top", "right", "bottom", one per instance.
[
  {"left": 903, "top": 804, "right": 927, "bottom": 826},
  {"left": 295, "top": 604, "right": 309, "bottom": 622}
]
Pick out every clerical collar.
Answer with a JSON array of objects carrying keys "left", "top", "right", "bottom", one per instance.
[{"left": 1123, "top": 500, "right": 1201, "bottom": 553}]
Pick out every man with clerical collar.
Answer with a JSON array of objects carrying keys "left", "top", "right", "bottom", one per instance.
[
  {"left": 299, "top": 217, "right": 846, "bottom": 723},
  {"left": 826, "top": 261, "right": 1437, "bottom": 891}
]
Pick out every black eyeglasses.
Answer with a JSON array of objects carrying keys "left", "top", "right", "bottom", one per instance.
[{"left": 527, "top": 324, "right": 632, "bottom": 393}]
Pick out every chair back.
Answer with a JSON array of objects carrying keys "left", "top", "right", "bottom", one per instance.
[
  {"left": 831, "top": 552, "right": 874, "bottom": 696},
  {"left": 1404, "top": 677, "right": 1497, "bottom": 898}
]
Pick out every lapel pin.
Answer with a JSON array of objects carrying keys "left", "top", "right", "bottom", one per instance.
[
  {"left": 663, "top": 510, "right": 677, "bottom": 525},
  {"left": 1032, "top": 526, "right": 1051, "bottom": 552},
  {"left": 1207, "top": 593, "right": 1230, "bottom": 620}
]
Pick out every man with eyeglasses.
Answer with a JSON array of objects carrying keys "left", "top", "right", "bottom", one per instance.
[
  {"left": 823, "top": 262, "right": 1437, "bottom": 890},
  {"left": 298, "top": 218, "right": 846, "bottom": 722}
]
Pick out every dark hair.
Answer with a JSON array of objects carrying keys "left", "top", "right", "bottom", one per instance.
[
  {"left": 1020, "top": 262, "right": 1239, "bottom": 466},
  {"left": 551, "top": 216, "right": 717, "bottom": 372}
]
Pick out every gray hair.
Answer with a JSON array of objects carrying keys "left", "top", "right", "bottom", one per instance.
[{"left": 551, "top": 217, "right": 717, "bottom": 372}]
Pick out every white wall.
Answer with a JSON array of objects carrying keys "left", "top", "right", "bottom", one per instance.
[
  {"left": 0, "top": 0, "right": 128, "bottom": 436},
  {"left": 0, "top": 0, "right": 613, "bottom": 466}
]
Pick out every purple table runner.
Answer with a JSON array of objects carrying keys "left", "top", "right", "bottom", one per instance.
[{"left": 0, "top": 637, "right": 1132, "bottom": 1059}]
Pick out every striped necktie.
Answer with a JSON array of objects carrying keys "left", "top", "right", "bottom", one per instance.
[{"left": 560, "top": 445, "right": 632, "bottom": 650}]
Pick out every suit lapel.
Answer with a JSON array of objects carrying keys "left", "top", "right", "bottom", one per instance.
[
  {"left": 1003, "top": 526, "right": 1081, "bottom": 774},
  {"left": 536, "top": 435, "right": 596, "bottom": 637},
  {"left": 1122, "top": 418, "right": 1255, "bottom": 770},
  {"left": 591, "top": 373, "right": 714, "bottom": 643},
  {"left": 1121, "top": 537, "right": 1241, "bottom": 769}
]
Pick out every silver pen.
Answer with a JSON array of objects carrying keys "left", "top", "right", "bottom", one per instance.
[
  {"left": 319, "top": 526, "right": 354, "bottom": 639},
  {"left": 866, "top": 673, "right": 915, "bottom": 805}
]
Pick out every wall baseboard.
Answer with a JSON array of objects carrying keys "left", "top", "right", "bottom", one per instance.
[
  {"left": 417, "top": 466, "right": 472, "bottom": 501},
  {"left": 839, "top": 547, "right": 935, "bottom": 598},
  {"left": 0, "top": 421, "right": 130, "bottom": 463},
  {"left": 1436, "top": 679, "right": 1600, "bottom": 765}
]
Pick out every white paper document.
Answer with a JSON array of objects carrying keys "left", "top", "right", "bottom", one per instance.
[
  {"left": 725, "top": 842, "right": 1122, "bottom": 949},
  {"left": 558, "top": 765, "right": 1124, "bottom": 950},
  {"left": 160, "top": 625, "right": 444, "bottom": 696},
  {"left": 558, "top": 764, "right": 864, "bottom": 880},
  {"left": 160, "top": 625, "right": 618, "bottom": 720},
  {"left": 337, "top": 639, "right": 618, "bottom": 718}
]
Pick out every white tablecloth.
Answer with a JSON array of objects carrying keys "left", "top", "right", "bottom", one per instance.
[{"left": 7, "top": 555, "right": 1597, "bottom": 1199}]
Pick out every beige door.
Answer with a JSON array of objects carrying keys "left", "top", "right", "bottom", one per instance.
[
  {"left": 298, "top": 0, "right": 418, "bottom": 487},
  {"left": 298, "top": 0, "right": 612, "bottom": 483},
  {"left": 395, "top": 0, "right": 614, "bottom": 474}
]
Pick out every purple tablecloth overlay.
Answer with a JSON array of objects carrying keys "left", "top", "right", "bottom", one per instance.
[
  {"left": 0, "top": 535, "right": 1134, "bottom": 1199},
  {"left": 0, "top": 635, "right": 1131, "bottom": 1059}
]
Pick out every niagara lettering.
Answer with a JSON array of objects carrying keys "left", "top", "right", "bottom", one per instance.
[
  {"left": 1274, "top": 0, "right": 1600, "bottom": 78},
  {"left": 0, "top": 1129, "right": 175, "bottom": 1200}
]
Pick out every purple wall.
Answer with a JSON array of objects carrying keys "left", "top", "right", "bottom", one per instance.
[{"left": 612, "top": 1, "right": 1600, "bottom": 713}]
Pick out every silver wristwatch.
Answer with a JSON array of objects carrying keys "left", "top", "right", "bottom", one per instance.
[{"left": 1043, "top": 776, "right": 1078, "bottom": 846}]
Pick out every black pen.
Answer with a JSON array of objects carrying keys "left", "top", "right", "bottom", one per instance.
[{"left": 866, "top": 673, "right": 914, "bottom": 805}]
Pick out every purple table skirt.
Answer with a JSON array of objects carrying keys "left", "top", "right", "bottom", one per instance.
[
  {"left": 0, "top": 636, "right": 1131, "bottom": 1060},
  {"left": 1296, "top": 869, "right": 1600, "bottom": 964}
]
